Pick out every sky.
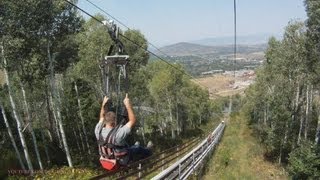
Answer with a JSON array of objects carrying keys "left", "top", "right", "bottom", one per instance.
[{"left": 77, "top": 0, "right": 307, "bottom": 46}]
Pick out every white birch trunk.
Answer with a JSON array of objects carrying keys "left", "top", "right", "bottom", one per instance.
[
  {"left": 1, "top": 44, "right": 33, "bottom": 172},
  {"left": 56, "top": 96, "right": 73, "bottom": 167},
  {"left": 74, "top": 82, "right": 91, "bottom": 154},
  {"left": 49, "top": 91, "right": 62, "bottom": 148},
  {"left": 36, "top": 107, "right": 51, "bottom": 165},
  {"left": 176, "top": 102, "right": 180, "bottom": 136},
  {"left": 41, "top": 129, "right": 51, "bottom": 165},
  {"left": 138, "top": 106, "right": 146, "bottom": 144},
  {"left": 304, "top": 85, "right": 312, "bottom": 139},
  {"left": 47, "top": 43, "right": 62, "bottom": 148},
  {"left": 279, "top": 121, "right": 289, "bottom": 165},
  {"left": 57, "top": 75, "right": 74, "bottom": 167},
  {"left": 20, "top": 84, "right": 43, "bottom": 170},
  {"left": 45, "top": 88, "right": 55, "bottom": 136},
  {"left": 77, "top": 122, "right": 86, "bottom": 152},
  {"left": 297, "top": 107, "right": 304, "bottom": 145},
  {"left": 47, "top": 41, "right": 73, "bottom": 167},
  {"left": 316, "top": 87, "right": 320, "bottom": 144},
  {"left": 278, "top": 143, "right": 283, "bottom": 165},
  {"left": 298, "top": 86, "right": 304, "bottom": 145},
  {"left": 40, "top": 95, "right": 52, "bottom": 166},
  {"left": 60, "top": 82, "right": 84, "bottom": 154},
  {"left": 0, "top": 101, "right": 26, "bottom": 170},
  {"left": 155, "top": 103, "right": 164, "bottom": 136},
  {"left": 159, "top": 125, "right": 164, "bottom": 136},
  {"left": 316, "top": 113, "right": 320, "bottom": 144},
  {"left": 141, "top": 126, "right": 146, "bottom": 145},
  {"left": 292, "top": 85, "right": 300, "bottom": 146},
  {"left": 168, "top": 98, "right": 175, "bottom": 139},
  {"left": 72, "top": 127, "right": 82, "bottom": 153}
]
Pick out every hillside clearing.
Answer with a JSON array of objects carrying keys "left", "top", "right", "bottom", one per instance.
[
  {"left": 203, "top": 113, "right": 288, "bottom": 180},
  {"left": 195, "top": 74, "right": 253, "bottom": 98}
]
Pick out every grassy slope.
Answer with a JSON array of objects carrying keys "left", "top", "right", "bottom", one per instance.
[
  {"left": 7, "top": 167, "right": 100, "bottom": 180},
  {"left": 203, "top": 113, "right": 288, "bottom": 180}
]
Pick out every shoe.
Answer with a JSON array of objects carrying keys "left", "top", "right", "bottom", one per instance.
[
  {"left": 134, "top": 141, "right": 140, "bottom": 146},
  {"left": 146, "top": 141, "right": 153, "bottom": 149}
]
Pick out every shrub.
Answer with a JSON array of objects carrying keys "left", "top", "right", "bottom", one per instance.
[{"left": 288, "top": 142, "right": 320, "bottom": 180}]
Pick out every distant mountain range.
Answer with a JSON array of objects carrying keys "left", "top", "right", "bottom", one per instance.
[
  {"left": 158, "top": 42, "right": 217, "bottom": 56},
  {"left": 158, "top": 42, "right": 267, "bottom": 57},
  {"left": 190, "top": 33, "right": 281, "bottom": 46},
  {"left": 152, "top": 34, "right": 279, "bottom": 57}
]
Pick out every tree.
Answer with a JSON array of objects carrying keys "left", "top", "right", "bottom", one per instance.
[
  {"left": 0, "top": 100, "right": 26, "bottom": 170},
  {"left": 1, "top": 43, "right": 34, "bottom": 172},
  {"left": 243, "top": 21, "right": 318, "bottom": 165},
  {"left": 305, "top": 0, "right": 320, "bottom": 145},
  {"left": 288, "top": 141, "right": 320, "bottom": 179},
  {"left": 73, "top": 14, "right": 112, "bottom": 98},
  {"left": 0, "top": 0, "right": 82, "bottom": 168}
]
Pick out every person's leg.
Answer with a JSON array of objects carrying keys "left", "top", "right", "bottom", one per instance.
[{"left": 127, "top": 145, "right": 152, "bottom": 161}]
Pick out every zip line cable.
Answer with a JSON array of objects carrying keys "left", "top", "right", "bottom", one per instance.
[
  {"left": 85, "top": 0, "right": 131, "bottom": 30},
  {"left": 84, "top": 0, "right": 200, "bottom": 83},
  {"left": 67, "top": 0, "right": 104, "bottom": 24},
  {"left": 233, "top": 0, "right": 237, "bottom": 82},
  {"left": 85, "top": 0, "right": 188, "bottom": 68},
  {"left": 84, "top": 0, "right": 238, "bottom": 90},
  {"left": 64, "top": 0, "right": 202, "bottom": 86},
  {"left": 84, "top": 0, "right": 183, "bottom": 59},
  {"left": 64, "top": 0, "right": 236, "bottom": 177}
]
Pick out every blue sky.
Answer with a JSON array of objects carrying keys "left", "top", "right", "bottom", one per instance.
[{"left": 78, "top": 0, "right": 307, "bottom": 46}]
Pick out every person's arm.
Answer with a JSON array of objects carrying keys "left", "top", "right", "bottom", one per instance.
[
  {"left": 99, "top": 96, "right": 108, "bottom": 121},
  {"left": 123, "top": 93, "right": 136, "bottom": 128}
]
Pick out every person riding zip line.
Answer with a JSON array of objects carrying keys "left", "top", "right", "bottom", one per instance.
[{"left": 95, "top": 94, "right": 152, "bottom": 165}]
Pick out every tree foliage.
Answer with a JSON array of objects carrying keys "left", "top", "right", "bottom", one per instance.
[
  {"left": 243, "top": 18, "right": 320, "bottom": 179},
  {"left": 0, "top": 1, "right": 219, "bottom": 177}
]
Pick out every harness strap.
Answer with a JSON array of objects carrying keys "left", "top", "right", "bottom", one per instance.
[
  {"left": 98, "top": 122, "right": 127, "bottom": 159},
  {"left": 107, "top": 126, "right": 118, "bottom": 157},
  {"left": 98, "top": 123, "right": 115, "bottom": 157}
]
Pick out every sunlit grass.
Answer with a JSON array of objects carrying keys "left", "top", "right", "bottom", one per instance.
[
  {"left": 203, "top": 112, "right": 288, "bottom": 180},
  {"left": 7, "top": 167, "right": 100, "bottom": 180}
]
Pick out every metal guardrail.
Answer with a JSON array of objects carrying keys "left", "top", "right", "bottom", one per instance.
[{"left": 151, "top": 121, "right": 226, "bottom": 180}]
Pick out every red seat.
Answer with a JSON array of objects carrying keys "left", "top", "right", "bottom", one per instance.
[{"left": 100, "top": 157, "right": 119, "bottom": 171}]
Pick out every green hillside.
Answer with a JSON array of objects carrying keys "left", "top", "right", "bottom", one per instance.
[{"left": 204, "top": 113, "right": 288, "bottom": 179}]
